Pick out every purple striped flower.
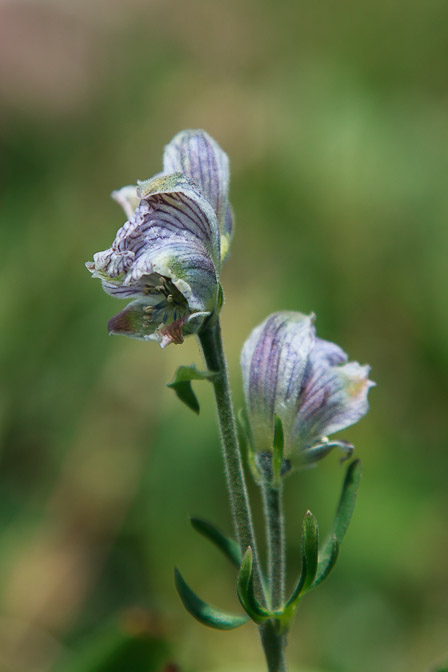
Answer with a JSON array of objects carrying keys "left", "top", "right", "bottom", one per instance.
[
  {"left": 240, "top": 312, "right": 375, "bottom": 464},
  {"left": 86, "top": 131, "right": 232, "bottom": 347}
]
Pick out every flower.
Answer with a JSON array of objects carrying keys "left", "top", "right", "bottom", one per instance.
[
  {"left": 86, "top": 130, "right": 232, "bottom": 347},
  {"left": 240, "top": 311, "right": 375, "bottom": 465}
]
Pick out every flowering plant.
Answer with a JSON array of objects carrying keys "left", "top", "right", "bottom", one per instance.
[
  {"left": 86, "top": 131, "right": 232, "bottom": 347},
  {"left": 86, "top": 130, "right": 374, "bottom": 672}
]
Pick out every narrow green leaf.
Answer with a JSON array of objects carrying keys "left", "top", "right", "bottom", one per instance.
[
  {"left": 302, "top": 511, "right": 319, "bottom": 590},
  {"left": 272, "top": 415, "right": 284, "bottom": 486},
  {"left": 312, "top": 459, "right": 361, "bottom": 588},
  {"left": 190, "top": 517, "right": 242, "bottom": 568},
  {"left": 237, "top": 548, "right": 272, "bottom": 624},
  {"left": 167, "top": 365, "right": 217, "bottom": 414},
  {"left": 285, "top": 511, "right": 319, "bottom": 609},
  {"left": 313, "top": 535, "right": 339, "bottom": 587},
  {"left": 175, "top": 569, "right": 248, "bottom": 630},
  {"left": 332, "top": 459, "right": 362, "bottom": 542}
]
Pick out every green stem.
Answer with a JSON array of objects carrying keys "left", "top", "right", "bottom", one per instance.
[
  {"left": 199, "top": 319, "right": 287, "bottom": 672},
  {"left": 259, "top": 621, "right": 287, "bottom": 672},
  {"left": 198, "top": 321, "right": 261, "bottom": 574},
  {"left": 261, "top": 481, "right": 285, "bottom": 610}
]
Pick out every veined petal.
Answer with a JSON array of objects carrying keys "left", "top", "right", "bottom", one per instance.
[
  {"left": 241, "top": 311, "right": 375, "bottom": 464},
  {"left": 111, "top": 185, "right": 140, "bottom": 219},
  {"left": 89, "top": 174, "right": 220, "bottom": 316},
  {"left": 163, "top": 130, "right": 233, "bottom": 260},
  {"left": 87, "top": 133, "right": 225, "bottom": 348},
  {"left": 241, "top": 312, "right": 315, "bottom": 453},
  {"left": 294, "top": 358, "right": 375, "bottom": 447},
  {"left": 137, "top": 172, "right": 221, "bottom": 273}
]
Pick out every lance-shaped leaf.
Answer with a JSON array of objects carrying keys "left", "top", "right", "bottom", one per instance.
[
  {"left": 167, "top": 365, "right": 217, "bottom": 414},
  {"left": 237, "top": 548, "right": 272, "bottom": 624},
  {"left": 312, "top": 535, "right": 339, "bottom": 588},
  {"left": 174, "top": 569, "right": 248, "bottom": 630},
  {"left": 312, "top": 459, "right": 361, "bottom": 587},
  {"left": 285, "top": 511, "right": 319, "bottom": 613},
  {"left": 190, "top": 517, "right": 242, "bottom": 568}
]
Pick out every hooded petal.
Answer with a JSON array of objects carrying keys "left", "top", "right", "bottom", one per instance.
[
  {"left": 240, "top": 312, "right": 315, "bottom": 453},
  {"left": 241, "top": 311, "right": 374, "bottom": 460},
  {"left": 163, "top": 130, "right": 233, "bottom": 261},
  {"left": 89, "top": 174, "right": 221, "bottom": 315}
]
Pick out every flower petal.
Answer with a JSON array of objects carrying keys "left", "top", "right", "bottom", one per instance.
[
  {"left": 163, "top": 130, "right": 233, "bottom": 260},
  {"left": 107, "top": 299, "right": 211, "bottom": 348},
  {"left": 111, "top": 185, "right": 140, "bottom": 219},
  {"left": 241, "top": 311, "right": 374, "bottom": 461},
  {"left": 293, "top": 355, "right": 375, "bottom": 448},
  {"left": 240, "top": 312, "right": 315, "bottom": 453},
  {"left": 90, "top": 174, "right": 221, "bottom": 316}
]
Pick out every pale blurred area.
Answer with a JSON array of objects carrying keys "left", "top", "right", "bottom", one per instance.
[{"left": 1, "top": 0, "right": 448, "bottom": 671}]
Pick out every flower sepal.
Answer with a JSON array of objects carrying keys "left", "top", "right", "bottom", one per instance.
[{"left": 298, "top": 438, "right": 355, "bottom": 468}]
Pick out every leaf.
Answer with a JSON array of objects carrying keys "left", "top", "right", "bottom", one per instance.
[
  {"left": 272, "top": 415, "right": 284, "bottom": 486},
  {"left": 302, "top": 511, "right": 319, "bottom": 590},
  {"left": 285, "top": 511, "right": 319, "bottom": 611},
  {"left": 332, "top": 459, "right": 362, "bottom": 541},
  {"left": 167, "top": 365, "right": 216, "bottom": 414},
  {"left": 174, "top": 568, "right": 249, "bottom": 630},
  {"left": 237, "top": 548, "right": 272, "bottom": 624},
  {"left": 312, "top": 459, "right": 361, "bottom": 588},
  {"left": 190, "top": 517, "right": 242, "bottom": 568},
  {"left": 313, "top": 535, "right": 339, "bottom": 588}
]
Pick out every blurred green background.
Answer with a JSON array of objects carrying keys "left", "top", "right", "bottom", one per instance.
[{"left": 1, "top": 0, "right": 447, "bottom": 670}]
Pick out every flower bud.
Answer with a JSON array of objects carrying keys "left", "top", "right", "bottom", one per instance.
[{"left": 240, "top": 312, "right": 375, "bottom": 464}]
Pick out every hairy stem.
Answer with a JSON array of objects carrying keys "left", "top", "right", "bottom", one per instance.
[
  {"left": 199, "top": 319, "right": 287, "bottom": 672},
  {"left": 259, "top": 622, "right": 287, "bottom": 672},
  {"left": 198, "top": 321, "right": 261, "bottom": 575},
  {"left": 261, "top": 481, "right": 285, "bottom": 610}
]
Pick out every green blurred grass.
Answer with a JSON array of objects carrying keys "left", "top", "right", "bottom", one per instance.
[{"left": 1, "top": 0, "right": 447, "bottom": 670}]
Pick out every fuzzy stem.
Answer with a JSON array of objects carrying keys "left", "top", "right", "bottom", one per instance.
[
  {"left": 261, "top": 481, "right": 285, "bottom": 610},
  {"left": 259, "top": 622, "right": 287, "bottom": 672},
  {"left": 198, "top": 321, "right": 261, "bottom": 577},
  {"left": 199, "top": 319, "right": 287, "bottom": 672}
]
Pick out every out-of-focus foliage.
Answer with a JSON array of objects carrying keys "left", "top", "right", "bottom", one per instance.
[
  {"left": 1, "top": 0, "right": 447, "bottom": 671},
  {"left": 51, "top": 610, "right": 172, "bottom": 672}
]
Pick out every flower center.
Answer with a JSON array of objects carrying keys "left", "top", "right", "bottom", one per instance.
[{"left": 141, "top": 273, "right": 190, "bottom": 328}]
